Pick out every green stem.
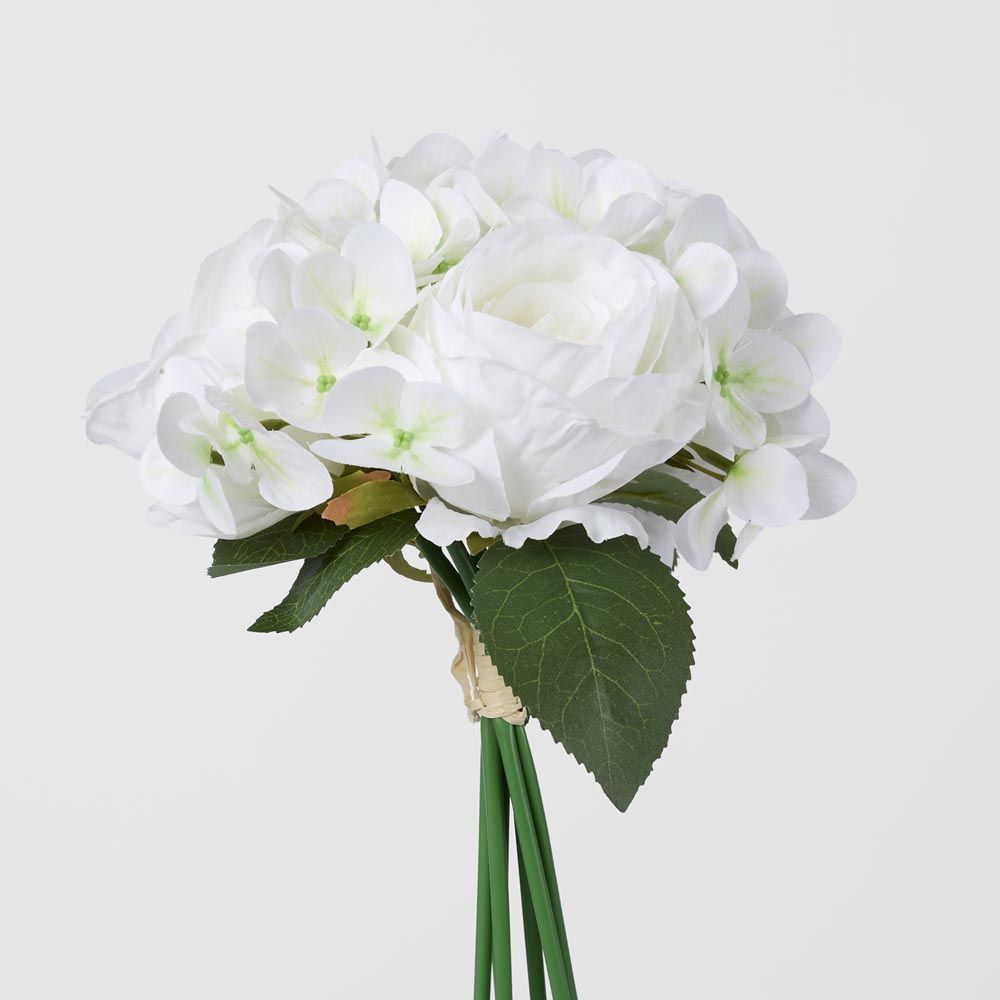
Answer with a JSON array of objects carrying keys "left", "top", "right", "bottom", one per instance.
[
  {"left": 516, "top": 726, "right": 578, "bottom": 1000},
  {"left": 474, "top": 758, "right": 492, "bottom": 1000},
  {"left": 687, "top": 441, "right": 735, "bottom": 473},
  {"left": 517, "top": 837, "right": 547, "bottom": 999},
  {"left": 667, "top": 454, "right": 725, "bottom": 482},
  {"left": 492, "top": 721, "right": 573, "bottom": 1000},
  {"left": 447, "top": 541, "right": 479, "bottom": 597},
  {"left": 481, "top": 721, "right": 513, "bottom": 1000},
  {"left": 414, "top": 537, "right": 473, "bottom": 618}
]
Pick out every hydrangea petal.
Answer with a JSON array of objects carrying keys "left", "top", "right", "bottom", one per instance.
[
  {"left": 390, "top": 133, "right": 472, "bottom": 189},
  {"left": 250, "top": 430, "right": 333, "bottom": 510},
  {"left": 728, "top": 329, "right": 812, "bottom": 414},
  {"left": 592, "top": 193, "right": 663, "bottom": 246},
  {"left": 333, "top": 156, "right": 382, "bottom": 203},
  {"left": 676, "top": 488, "right": 728, "bottom": 571},
  {"left": 663, "top": 194, "right": 730, "bottom": 263},
  {"left": 322, "top": 366, "right": 406, "bottom": 436},
  {"left": 188, "top": 219, "right": 273, "bottom": 338},
  {"left": 522, "top": 148, "right": 584, "bottom": 219},
  {"left": 723, "top": 445, "right": 809, "bottom": 526},
  {"left": 764, "top": 396, "right": 830, "bottom": 450},
  {"left": 472, "top": 137, "right": 530, "bottom": 206},
  {"left": 398, "top": 381, "right": 470, "bottom": 449},
  {"left": 703, "top": 279, "right": 751, "bottom": 366},
  {"left": 340, "top": 223, "right": 417, "bottom": 341},
  {"left": 773, "top": 313, "right": 842, "bottom": 381},
  {"left": 734, "top": 522, "right": 764, "bottom": 560},
  {"left": 732, "top": 248, "right": 788, "bottom": 328},
  {"left": 708, "top": 381, "right": 767, "bottom": 449},
  {"left": 672, "top": 241, "right": 739, "bottom": 319},
  {"left": 579, "top": 159, "right": 664, "bottom": 229},
  {"left": 257, "top": 248, "right": 299, "bottom": 323},
  {"left": 157, "top": 393, "right": 213, "bottom": 477},
  {"left": 139, "top": 441, "right": 199, "bottom": 506},
  {"left": 303, "top": 178, "right": 375, "bottom": 229},
  {"left": 379, "top": 180, "right": 443, "bottom": 263},
  {"left": 401, "top": 446, "right": 474, "bottom": 487},
  {"left": 311, "top": 432, "right": 396, "bottom": 470},
  {"left": 797, "top": 451, "right": 857, "bottom": 519},
  {"left": 292, "top": 251, "right": 355, "bottom": 320},
  {"left": 197, "top": 467, "right": 238, "bottom": 535}
]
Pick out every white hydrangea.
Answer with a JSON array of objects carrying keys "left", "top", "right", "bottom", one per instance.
[{"left": 85, "top": 132, "right": 854, "bottom": 563}]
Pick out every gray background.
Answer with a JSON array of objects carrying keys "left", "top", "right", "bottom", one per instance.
[{"left": 2, "top": 1, "right": 997, "bottom": 996}]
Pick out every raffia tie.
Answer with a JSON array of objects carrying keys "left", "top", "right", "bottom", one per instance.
[{"left": 433, "top": 577, "right": 527, "bottom": 726}]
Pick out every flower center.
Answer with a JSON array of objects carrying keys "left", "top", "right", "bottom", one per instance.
[
  {"left": 351, "top": 311, "right": 371, "bottom": 332},
  {"left": 392, "top": 428, "right": 416, "bottom": 451},
  {"left": 315, "top": 373, "right": 337, "bottom": 393},
  {"left": 237, "top": 427, "right": 254, "bottom": 445},
  {"left": 713, "top": 362, "right": 734, "bottom": 399}
]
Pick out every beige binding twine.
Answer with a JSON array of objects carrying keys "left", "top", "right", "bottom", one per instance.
[{"left": 433, "top": 576, "right": 527, "bottom": 726}]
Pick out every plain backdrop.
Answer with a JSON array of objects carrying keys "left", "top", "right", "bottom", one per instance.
[{"left": 2, "top": 1, "right": 997, "bottom": 997}]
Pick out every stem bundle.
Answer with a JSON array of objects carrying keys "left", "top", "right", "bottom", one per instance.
[
  {"left": 420, "top": 537, "right": 578, "bottom": 997},
  {"left": 477, "top": 717, "right": 578, "bottom": 1000}
]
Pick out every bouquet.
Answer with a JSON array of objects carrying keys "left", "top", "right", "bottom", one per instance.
[{"left": 85, "top": 132, "right": 854, "bottom": 997}]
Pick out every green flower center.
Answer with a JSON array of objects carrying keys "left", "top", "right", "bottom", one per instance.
[
  {"left": 713, "top": 361, "right": 735, "bottom": 399},
  {"left": 351, "top": 312, "right": 371, "bottom": 332},
  {"left": 392, "top": 429, "right": 416, "bottom": 451},
  {"left": 315, "top": 373, "right": 337, "bottom": 393},
  {"left": 237, "top": 427, "right": 254, "bottom": 445}
]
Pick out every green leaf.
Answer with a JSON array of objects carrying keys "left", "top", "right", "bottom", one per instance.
[
  {"left": 322, "top": 478, "right": 422, "bottom": 529},
  {"left": 248, "top": 510, "right": 419, "bottom": 633},
  {"left": 473, "top": 527, "right": 694, "bottom": 811},
  {"left": 603, "top": 466, "right": 738, "bottom": 568},
  {"left": 209, "top": 514, "right": 347, "bottom": 578}
]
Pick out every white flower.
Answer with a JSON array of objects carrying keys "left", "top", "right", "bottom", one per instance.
[
  {"left": 676, "top": 443, "right": 855, "bottom": 569},
  {"left": 85, "top": 133, "right": 854, "bottom": 550},
  {"left": 290, "top": 135, "right": 481, "bottom": 284},
  {"left": 245, "top": 307, "right": 368, "bottom": 431},
  {"left": 258, "top": 223, "right": 415, "bottom": 344},
  {"left": 704, "top": 282, "right": 814, "bottom": 449},
  {"left": 378, "top": 179, "right": 481, "bottom": 281},
  {"left": 660, "top": 192, "right": 788, "bottom": 327},
  {"left": 661, "top": 194, "right": 740, "bottom": 319},
  {"left": 311, "top": 367, "right": 475, "bottom": 486},
  {"left": 147, "top": 474, "right": 289, "bottom": 539},
  {"left": 85, "top": 312, "right": 193, "bottom": 458},
  {"left": 394, "top": 220, "right": 707, "bottom": 559},
  {"left": 154, "top": 391, "right": 332, "bottom": 533},
  {"left": 387, "top": 133, "right": 473, "bottom": 189},
  {"left": 452, "top": 141, "right": 668, "bottom": 250}
]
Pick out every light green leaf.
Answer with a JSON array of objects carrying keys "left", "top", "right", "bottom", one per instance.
[
  {"left": 248, "top": 510, "right": 419, "bottom": 633},
  {"left": 209, "top": 514, "right": 347, "bottom": 578},
  {"left": 473, "top": 527, "right": 694, "bottom": 811},
  {"left": 604, "top": 466, "right": 738, "bottom": 567},
  {"left": 322, "top": 478, "right": 422, "bottom": 529}
]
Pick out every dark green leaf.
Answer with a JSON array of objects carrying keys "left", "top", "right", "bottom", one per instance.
[
  {"left": 604, "top": 466, "right": 738, "bottom": 568},
  {"left": 209, "top": 514, "right": 347, "bottom": 578},
  {"left": 473, "top": 527, "right": 694, "bottom": 811},
  {"left": 248, "top": 510, "right": 419, "bottom": 633}
]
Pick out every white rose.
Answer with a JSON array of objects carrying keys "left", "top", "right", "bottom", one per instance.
[{"left": 374, "top": 219, "right": 709, "bottom": 559}]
